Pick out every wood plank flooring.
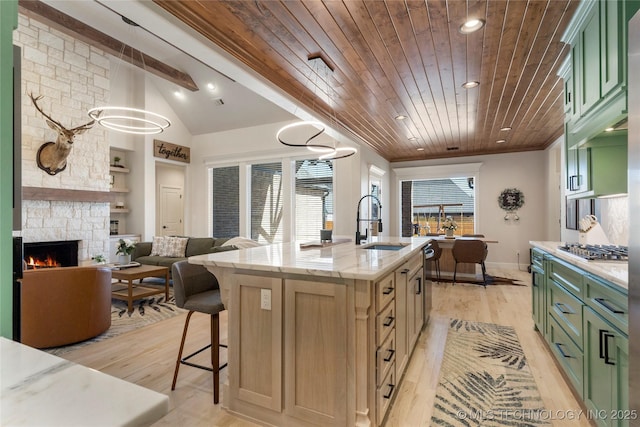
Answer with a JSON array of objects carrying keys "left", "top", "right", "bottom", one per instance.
[{"left": 60, "top": 268, "right": 591, "bottom": 426}]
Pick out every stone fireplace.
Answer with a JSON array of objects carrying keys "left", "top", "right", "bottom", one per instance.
[{"left": 15, "top": 14, "right": 111, "bottom": 263}]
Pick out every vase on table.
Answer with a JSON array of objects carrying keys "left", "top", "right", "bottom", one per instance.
[
  {"left": 445, "top": 229, "right": 454, "bottom": 238},
  {"left": 118, "top": 254, "right": 131, "bottom": 265}
]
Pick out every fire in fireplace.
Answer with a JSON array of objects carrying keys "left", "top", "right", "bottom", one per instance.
[{"left": 23, "top": 240, "right": 79, "bottom": 269}]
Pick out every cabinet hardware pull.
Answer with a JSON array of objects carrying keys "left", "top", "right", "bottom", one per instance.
[
  {"left": 555, "top": 343, "right": 572, "bottom": 358},
  {"left": 382, "top": 287, "right": 394, "bottom": 295},
  {"left": 569, "top": 175, "right": 578, "bottom": 191},
  {"left": 603, "top": 332, "right": 615, "bottom": 366},
  {"left": 400, "top": 269, "right": 410, "bottom": 274},
  {"left": 554, "top": 302, "right": 573, "bottom": 314},
  {"left": 594, "top": 298, "right": 624, "bottom": 314},
  {"left": 384, "top": 349, "right": 395, "bottom": 362},
  {"left": 383, "top": 316, "right": 394, "bottom": 327},
  {"left": 383, "top": 383, "right": 395, "bottom": 399},
  {"left": 416, "top": 277, "right": 422, "bottom": 294},
  {"left": 599, "top": 329, "right": 608, "bottom": 360}
]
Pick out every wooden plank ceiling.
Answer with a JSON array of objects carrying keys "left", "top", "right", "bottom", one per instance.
[{"left": 154, "top": 0, "right": 579, "bottom": 162}]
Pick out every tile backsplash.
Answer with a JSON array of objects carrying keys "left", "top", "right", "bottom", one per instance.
[{"left": 599, "top": 196, "right": 628, "bottom": 246}]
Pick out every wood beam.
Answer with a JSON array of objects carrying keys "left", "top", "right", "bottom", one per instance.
[{"left": 18, "top": 0, "right": 198, "bottom": 92}]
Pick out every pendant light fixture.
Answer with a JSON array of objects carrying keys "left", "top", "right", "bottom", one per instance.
[
  {"left": 88, "top": 16, "right": 171, "bottom": 135},
  {"left": 276, "top": 53, "right": 356, "bottom": 159}
]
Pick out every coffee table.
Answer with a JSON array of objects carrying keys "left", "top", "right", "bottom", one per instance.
[{"left": 111, "top": 264, "right": 170, "bottom": 313}]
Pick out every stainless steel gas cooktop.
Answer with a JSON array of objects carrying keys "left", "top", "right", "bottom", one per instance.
[{"left": 557, "top": 243, "right": 628, "bottom": 261}]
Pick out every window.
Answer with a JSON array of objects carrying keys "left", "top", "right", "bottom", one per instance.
[
  {"left": 295, "top": 159, "right": 334, "bottom": 241},
  {"left": 211, "top": 166, "right": 239, "bottom": 237},
  {"left": 401, "top": 177, "right": 475, "bottom": 236},
  {"left": 251, "top": 162, "right": 283, "bottom": 244}
]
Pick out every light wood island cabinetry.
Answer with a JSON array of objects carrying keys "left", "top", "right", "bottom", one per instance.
[{"left": 190, "top": 237, "right": 431, "bottom": 426}]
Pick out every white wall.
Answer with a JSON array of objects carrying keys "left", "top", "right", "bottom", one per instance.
[{"left": 391, "top": 150, "right": 550, "bottom": 268}]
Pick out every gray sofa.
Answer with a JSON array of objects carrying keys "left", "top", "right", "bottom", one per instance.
[{"left": 132, "top": 237, "right": 235, "bottom": 271}]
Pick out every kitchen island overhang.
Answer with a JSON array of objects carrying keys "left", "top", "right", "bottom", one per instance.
[{"left": 189, "top": 236, "right": 432, "bottom": 426}]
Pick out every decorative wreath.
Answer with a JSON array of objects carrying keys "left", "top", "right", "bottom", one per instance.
[{"left": 498, "top": 188, "right": 525, "bottom": 211}]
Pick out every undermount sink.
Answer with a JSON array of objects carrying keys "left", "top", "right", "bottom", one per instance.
[{"left": 361, "top": 243, "right": 408, "bottom": 251}]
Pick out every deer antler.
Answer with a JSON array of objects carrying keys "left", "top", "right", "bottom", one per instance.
[
  {"left": 29, "top": 93, "right": 65, "bottom": 129},
  {"left": 29, "top": 93, "right": 95, "bottom": 131}
]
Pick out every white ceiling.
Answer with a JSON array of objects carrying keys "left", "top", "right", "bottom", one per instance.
[{"left": 43, "top": 0, "right": 296, "bottom": 136}]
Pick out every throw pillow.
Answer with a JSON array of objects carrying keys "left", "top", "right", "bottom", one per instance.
[
  {"left": 161, "top": 236, "right": 189, "bottom": 257},
  {"left": 221, "top": 237, "right": 261, "bottom": 249},
  {"left": 150, "top": 236, "right": 167, "bottom": 256}
]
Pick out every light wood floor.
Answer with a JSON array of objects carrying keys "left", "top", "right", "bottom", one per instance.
[{"left": 61, "top": 268, "right": 591, "bottom": 426}]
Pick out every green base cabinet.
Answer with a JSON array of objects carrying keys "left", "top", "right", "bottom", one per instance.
[
  {"left": 583, "top": 307, "right": 629, "bottom": 427},
  {"left": 531, "top": 247, "right": 630, "bottom": 426}
]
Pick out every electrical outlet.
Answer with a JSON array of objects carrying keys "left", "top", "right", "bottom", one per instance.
[{"left": 260, "top": 289, "right": 271, "bottom": 310}]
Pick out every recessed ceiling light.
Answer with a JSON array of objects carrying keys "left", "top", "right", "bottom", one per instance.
[
  {"left": 462, "top": 81, "right": 479, "bottom": 89},
  {"left": 500, "top": 126, "right": 512, "bottom": 132},
  {"left": 207, "top": 83, "right": 216, "bottom": 91},
  {"left": 417, "top": 147, "right": 425, "bottom": 151},
  {"left": 460, "top": 18, "right": 485, "bottom": 34},
  {"left": 496, "top": 139, "right": 506, "bottom": 144},
  {"left": 408, "top": 136, "right": 418, "bottom": 141},
  {"left": 174, "top": 91, "right": 184, "bottom": 99},
  {"left": 605, "top": 127, "right": 615, "bottom": 132},
  {"left": 395, "top": 115, "right": 407, "bottom": 120}
]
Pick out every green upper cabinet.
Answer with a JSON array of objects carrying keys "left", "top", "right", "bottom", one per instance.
[{"left": 560, "top": 0, "right": 639, "bottom": 196}]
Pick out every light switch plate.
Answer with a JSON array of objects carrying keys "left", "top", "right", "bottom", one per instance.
[{"left": 260, "top": 289, "right": 271, "bottom": 310}]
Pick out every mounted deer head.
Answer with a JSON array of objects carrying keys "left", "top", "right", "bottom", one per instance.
[{"left": 29, "top": 93, "right": 95, "bottom": 176}]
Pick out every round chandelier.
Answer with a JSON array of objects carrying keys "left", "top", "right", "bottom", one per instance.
[{"left": 88, "top": 107, "right": 171, "bottom": 135}]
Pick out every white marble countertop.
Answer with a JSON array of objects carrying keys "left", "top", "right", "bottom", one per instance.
[
  {"left": 189, "top": 236, "right": 431, "bottom": 281},
  {"left": 1, "top": 337, "right": 168, "bottom": 426},
  {"left": 530, "top": 241, "right": 628, "bottom": 291}
]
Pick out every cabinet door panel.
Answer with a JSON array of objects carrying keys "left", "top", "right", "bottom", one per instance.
[
  {"left": 284, "top": 279, "right": 347, "bottom": 425},
  {"left": 600, "top": 0, "right": 623, "bottom": 97},
  {"left": 580, "top": 7, "right": 601, "bottom": 114}
]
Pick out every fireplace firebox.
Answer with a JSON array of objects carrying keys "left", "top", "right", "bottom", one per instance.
[{"left": 23, "top": 240, "right": 79, "bottom": 269}]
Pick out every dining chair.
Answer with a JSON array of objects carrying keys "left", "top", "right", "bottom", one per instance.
[
  {"left": 171, "top": 260, "right": 227, "bottom": 403},
  {"left": 452, "top": 239, "right": 489, "bottom": 287}
]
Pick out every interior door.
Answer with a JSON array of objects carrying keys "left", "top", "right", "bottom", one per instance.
[{"left": 159, "top": 185, "right": 183, "bottom": 236}]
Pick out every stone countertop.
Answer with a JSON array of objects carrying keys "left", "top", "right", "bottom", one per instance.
[
  {"left": 189, "top": 236, "right": 431, "bottom": 281},
  {"left": 530, "top": 241, "right": 628, "bottom": 291},
  {"left": 0, "top": 337, "right": 168, "bottom": 426}
]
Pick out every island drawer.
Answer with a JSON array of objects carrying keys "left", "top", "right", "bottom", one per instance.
[
  {"left": 376, "top": 361, "right": 396, "bottom": 425},
  {"left": 548, "top": 278, "right": 584, "bottom": 349},
  {"left": 376, "top": 302, "right": 395, "bottom": 346},
  {"left": 376, "top": 330, "right": 396, "bottom": 387},
  {"left": 375, "top": 271, "right": 395, "bottom": 311}
]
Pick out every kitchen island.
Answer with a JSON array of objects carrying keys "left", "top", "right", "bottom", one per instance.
[{"left": 189, "top": 236, "right": 431, "bottom": 426}]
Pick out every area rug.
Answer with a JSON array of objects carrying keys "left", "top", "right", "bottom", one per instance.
[
  {"left": 45, "top": 285, "right": 186, "bottom": 357},
  {"left": 430, "top": 319, "right": 550, "bottom": 426}
]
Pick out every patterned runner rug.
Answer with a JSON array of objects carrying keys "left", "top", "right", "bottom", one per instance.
[
  {"left": 430, "top": 319, "right": 551, "bottom": 426},
  {"left": 45, "top": 283, "right": 186, "bottom": 357}
]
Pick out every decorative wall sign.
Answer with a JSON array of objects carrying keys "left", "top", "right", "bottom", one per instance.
[
  {"left": 498, "top": 188, "right": 524, "bottom": 221},
  {"left": 153, "top": 139, "right": 190, "bottom": 163},
  {"left": 498, "top": 188, "right": 524, "bottom": 211}
]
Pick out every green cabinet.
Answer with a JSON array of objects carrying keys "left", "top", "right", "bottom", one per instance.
[
  {"left": 566, "top": 132, "right": 627, "bottom": 198},
  {"left": 531, "top": 246, "right": 629, "bottom": 424},
  {"left": 531, "top": 248, "right": 546, "bottom": 334},
  {"left": 583, "top": 307, "right": 629, "bottom": 427}
]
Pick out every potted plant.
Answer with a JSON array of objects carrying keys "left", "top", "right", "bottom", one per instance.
[
  {"left": 116, "top": 238, "right": 136, "bottom": 265},
  {"left": 92, "top": 254, "right": 106, "bottom": 264},
  {"left": 442, "top": 216, "right": 458, "bottom": 238},
  {"left": 113, "top": 156, "right": 122, "bottom": 167}
]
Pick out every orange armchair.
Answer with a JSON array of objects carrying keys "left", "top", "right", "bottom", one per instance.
[{"left": 21, "top": 266, "right": 112, "bottom": 349}]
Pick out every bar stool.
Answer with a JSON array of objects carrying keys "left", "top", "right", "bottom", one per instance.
[{"left": 171, "top": 260, "right": 227, "bottom": 403}]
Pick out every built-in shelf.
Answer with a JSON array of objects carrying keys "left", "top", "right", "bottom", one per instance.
[
  {"left": 110, "top": 208, "right": 130, "bottom": 214},
  {"left": 110, "top": 188, "right": 130, "bottom": 193},
  {"left": 110, "top": 166, "right": 130, "bottom": 173}
]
